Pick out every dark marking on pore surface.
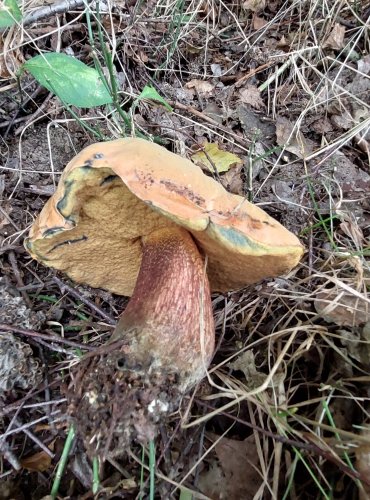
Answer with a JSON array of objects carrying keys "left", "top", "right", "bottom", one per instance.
[
  {"left": 42, "top": 226, "right": 66, "bottom": 238},
  {"left": 100, "top": 174, "right": 120, "bottom": 186},
  {"left": 57, "top": 179, "right": 75, "bottom": 215},
  {"left": 48, "top": 235, "right": 88, "bottom": 253}
]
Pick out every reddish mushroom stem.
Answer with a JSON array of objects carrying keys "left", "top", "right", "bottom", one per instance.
[
  {"left": 111, "top": 226, "right": 215, "bottom": 388},
  {"left": 68, "top": 226, "right": 215, "bottom": 456}
]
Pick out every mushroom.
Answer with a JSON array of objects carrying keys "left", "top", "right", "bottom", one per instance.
[{"left": 26, "top": 138, "right": 303, "bottom": 457}]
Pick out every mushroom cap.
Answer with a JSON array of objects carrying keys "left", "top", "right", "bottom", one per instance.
[{"left": 26, "top": 138, "right": 304, "bottom": 294}]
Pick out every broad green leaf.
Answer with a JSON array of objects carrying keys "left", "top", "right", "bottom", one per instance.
[
  {"left": 136, "top": 85, "right": 172, "bottom": 111},
  {"left": 0, "top": 0, "right": 22, "bottom": 28},
  {"left": 191, "top": 142, "right": 243, "bottom": 173},
  {"left": 23, "top": 53, "right": 113, "bottom": 108}
]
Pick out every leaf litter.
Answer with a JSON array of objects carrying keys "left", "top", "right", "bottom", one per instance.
[{"left": 0, "top": 1, "right": 370, "bottom": 498}]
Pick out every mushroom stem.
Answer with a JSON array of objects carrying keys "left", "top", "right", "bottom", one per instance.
[
  {"left": 111, "top": 225, "right": 215, "bottom": 390},
  {"left": 68, "top": 226, "right": 215, "bottom": 455}
]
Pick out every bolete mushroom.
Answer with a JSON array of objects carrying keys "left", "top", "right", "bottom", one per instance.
[{"left": 26, "top": 138, "right": 303, "bottom": 457}]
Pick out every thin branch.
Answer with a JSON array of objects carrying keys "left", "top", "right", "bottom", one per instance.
[
  {"left": 52, "top": 276, "right": 116, "bottom": 325},
  {"left": 0, "top": 323, "right": 94, "bottom": 351},
  {"left": 23, "top": 0, "right": 91, "bottom": 26}
]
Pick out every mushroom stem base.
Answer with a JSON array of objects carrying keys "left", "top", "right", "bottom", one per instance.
[{"left": 68, "top": 226, "right": 214, "bottom": 457}]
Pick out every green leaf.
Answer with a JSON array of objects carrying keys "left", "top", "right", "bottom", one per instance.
[
  {"left": 136, "top": 85, "right": 172, "bottom": 111},
  {"left": 23, "top": 53, "right": 113, "bottom": 108},
  {"left": 0, "top": 0, "right": 22, "bottom": 28}
]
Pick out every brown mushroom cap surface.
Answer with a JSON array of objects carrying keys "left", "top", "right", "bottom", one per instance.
[{"left": 26, "top": 138, "right": 304, "bottom": 295}]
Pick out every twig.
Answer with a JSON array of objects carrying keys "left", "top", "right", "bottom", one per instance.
[
  {"left": 234, "top": 61, "right": 275, "bottom": 88},
  {"left": 14, "top": 93, "right": 54, "bottom": 136},
  {"left": 14, "top": 417, "right": 55, "bottom": 458},
  {"left": 168, "top": 100, "right": 250, "bottom": 148},
  {"left": 8, "top": 251, "right": 32, "bottom": 307},
  {"left": 0, "top": 245, "right": 25, "bottom": 256},
  {"left": 0, "top": 323, "right": 94, "bottom": 351},
  {"left": 2, "top": 379, "right": 65, "bottom": 416},
  {"left": 1, "top": 411, "right": 61, "bottom": 439},
  {"left": 0, "top": 440, "right": 21, "bottom": 470},
  {"left": 52, "top": 276, "right": 116, "bottom": 325},
  {"left": 23, "top": 0, "right": 91, "bottom": 27}
]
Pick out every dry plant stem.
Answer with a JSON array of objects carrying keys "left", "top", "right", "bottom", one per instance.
[
  {"left": 69, "top": 226, "right": 214, "bottom": 457},
  {"left": 0, "top": 323, "right": 93, "bottom": 351},
  {"left": 52, "top": 276, "right": 116, "bottom": 325}
]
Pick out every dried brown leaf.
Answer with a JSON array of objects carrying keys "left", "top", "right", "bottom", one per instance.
[
  {"left": 0, "top": 36, "right": 24, "bottom": 79},
  {"left": 199, "top": 434, "right": 261, "bottom": 499},
  {"left": 222, "top": 162, "right": 244, "bottom": 195},
  {"left": 185, "top": 79, "right": 214, "bottom": 94},
  {"left": 253, "top": 14, "right": 268, "bottom": 30},
  {"left": 339, "top": 219, "right": 365, "bottom": 248},
  {"left": 21, "top": 442, "right": 55, "bottom": 472},
  {"left": 239, "top": 84, "right": 265, "bottom": 109},
  {"left": 243, "top": 0, "right": 266, "bottom": 13},
  {"left": 322, "top": 23, "right": 346, "bottom": 50},
  {"left": 276, "top": 116, "right": 315, "bottom": 158},
  {"left": 358, "top": 55, "right": 370, "bottom": 75},
  {"left": 315, "top": 288, "right": 369, "bottom": 327}
]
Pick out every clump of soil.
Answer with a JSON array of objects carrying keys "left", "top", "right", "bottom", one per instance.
[{"left": 68, "top": 340, "right": 180, "bottom": 458}]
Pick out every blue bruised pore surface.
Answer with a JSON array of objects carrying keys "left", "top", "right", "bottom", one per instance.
[{"left": 212, "top": 224, "right": 262, "bottom": 252}]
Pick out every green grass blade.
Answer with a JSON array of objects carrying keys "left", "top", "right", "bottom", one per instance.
[{"left": 50, "top": 426, "right": 76, "bottom": 499}]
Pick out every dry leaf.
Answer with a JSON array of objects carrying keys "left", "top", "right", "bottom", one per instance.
[
  {"left": 356, "top": 428, "right": 370, "bottom": 500},
  {"left": 0, "top": 31, "right": 24, "bottom": 79},
  {"left": 239, "top": 84, "right": 265, "bottom": 109},
  {"left": 276, "top": 116, "right": 315, "bottom": 158},
  {"left": 191, "top": 142, "right": 243, "bottom": 173},
  {"left": 227, "top": 350, "right": 266, "bottom": 387},
  {"left": 198, "top": 463, "right": 226, "bottom": 500},
  {"left": 21, "top": 441, "right": 55, "bottom": 472},
  {"left": 358, "top": 55, "right": 370, "bottom": 75},
  {"left": 253, "top": 14, "right": 268, "bottom": 30},
  {"left": 211, "top": 63, "right": 222, "bottom": 76},
  {"left": 222, "top": 162, "right": 244, "bottom": 195},
  {"left": 331, "top": 112, "right": 353, "bottom": 130},
  {"left": 322, "top": 23, "right": 345, "bottom": 50},
  {"left": 243, "top": 0, "right": 266, "bottom": 13},
  {"left": 185, "top": 79, "right": 214, "bottom": 94},
  {"left": 0, "top": 38, "right": 24, "bottom": 79},
  {"left": 339, "top": 219, "right": 365, "bottom": 248},
  {"left": 199, "top": 434, "right": 261, "bottom": 499},
  {"left": 339, "top": 326, "right": 370, "bottom": 366},
  {"left": 277, "top": 35, "right": 290, "bottom": 49},
  {"left": 315, "top": 288, "right": 369, "bottom": 327}
]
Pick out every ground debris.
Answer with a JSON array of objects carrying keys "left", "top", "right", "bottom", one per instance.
[
  {"left": 198, "top": 433, "right": 261, "bottom": 500},
  {"left": 0, "top": 332, "right": 43, "bottom": 395}
]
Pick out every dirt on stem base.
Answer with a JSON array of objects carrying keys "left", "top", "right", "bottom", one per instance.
[{"left": 67, "top": 339, "right": 181, "bottom": 458}]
